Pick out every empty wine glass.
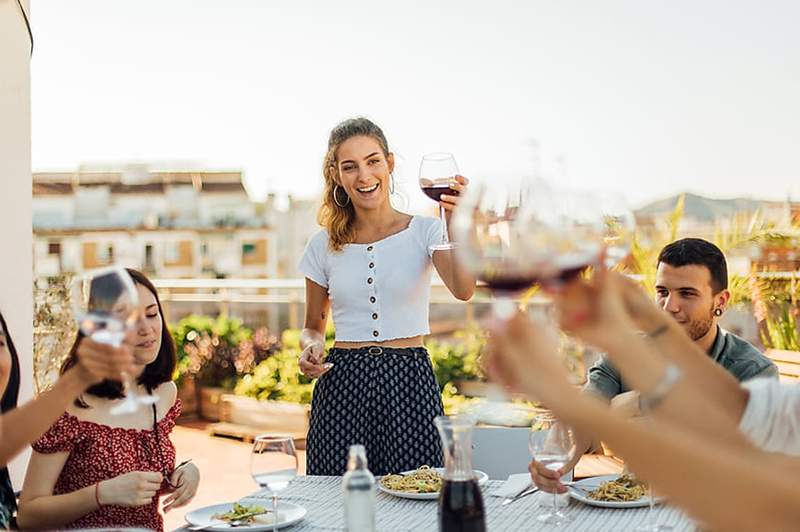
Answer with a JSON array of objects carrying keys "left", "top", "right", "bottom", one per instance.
[
  {"left": 419, "top": 152, "right": 459, "bottom": 251},
  {"left": 70, "top": 266, "right": 153, "bottom": 415},
  {"left": 251, "top": 435, "right": 298, "bottom": 529},
  {"left": 529, "top": 414, "right": 576, "bottom": 525}
]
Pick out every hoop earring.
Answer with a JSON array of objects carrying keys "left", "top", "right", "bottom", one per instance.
[
  {"left": 714, "top": 308, "right": 723, "bottom": 317},
  {"left": 333, "top": 184, "right": 351, "bottom": 208},
  {"left": 390, "top": 173, "right": 396, "bottom": 195}
]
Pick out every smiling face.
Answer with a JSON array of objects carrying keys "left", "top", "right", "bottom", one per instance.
[
  {"left": 335, "top": 135, "right": 394, "bottom": 211},
  {"left": 655, "top": 262, "right": 727, "bottom": 343},
  {"left": 128, "top": 283, "right": 162, "bottom": 374}
]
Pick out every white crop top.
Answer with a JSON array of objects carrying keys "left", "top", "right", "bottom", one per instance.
[{"left": 298, "top": 215, "right": 443, "bottom": 342}]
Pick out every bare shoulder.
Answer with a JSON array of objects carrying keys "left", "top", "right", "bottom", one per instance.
[{"left": 155, "top": 381, "right": 179, "bottom": 414}]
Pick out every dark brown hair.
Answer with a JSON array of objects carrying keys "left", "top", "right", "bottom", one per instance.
[{"left": 61, "top": 268, "right": 176, "bottom": 406}]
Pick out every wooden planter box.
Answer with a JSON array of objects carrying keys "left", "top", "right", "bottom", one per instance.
[
  {"left": 198, "top": 386, "right": 227, "bottom": 421},
  {"left": 765, "top": 349, "right": 800, "bottom": 383},
  {"left": 220, "top": 394, "right": 310, "bottom": 435},
  {"left": 454, "top": 380, "right": 492, "bottom": 397},
  {"left": 177, "top": 376, "right": 198, "bottom": 417}
]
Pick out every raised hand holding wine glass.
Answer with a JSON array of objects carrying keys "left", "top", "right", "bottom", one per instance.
[
  {"left": 70, "top": 266, "right": 155, "bottom": 415},
  {"left": 529, "top": 415, "right": 576, "bottom": 526},
  {"left": 419, "top": 152, "right": 467, "bottom": 251}
]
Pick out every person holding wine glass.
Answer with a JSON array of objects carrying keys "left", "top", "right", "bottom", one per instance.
[
  {"left": 0, "top": 311, "right": 134, "bottom": 528},
  {"left": 17, "top": 269, "right": 200, "bottom": 531},
  {"left": 484, "top": 267, "right": 800, "bottom": 531},
  {"left": 298, "top": 117, "right": 475, "bottom": 476},
  {"left": 528, "top": 238, "right": 777, "bottom": 500}
]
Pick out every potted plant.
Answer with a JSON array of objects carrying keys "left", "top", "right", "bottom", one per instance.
[{"left": 171, "top": 315, "right": 279, "bottom": 420}]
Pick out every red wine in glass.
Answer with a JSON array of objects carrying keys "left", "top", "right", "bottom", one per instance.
[
  {"left": 479, "top": 264, "right": 590, "bottom": 295},
  {"left": 419, "top": 153, "right": 459, "bottom": 252},
  {"left": 439, "top": 478, "right": 486, "bottom": 532},
  {"left": 422, "top": 182, "right": 460, "bottom": 203}
]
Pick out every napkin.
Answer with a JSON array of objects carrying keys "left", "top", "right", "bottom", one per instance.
[{"left": 490, "top": 473, "right": 532, "bottom": 498}]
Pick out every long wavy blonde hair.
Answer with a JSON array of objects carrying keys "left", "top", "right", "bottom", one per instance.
[{"left": 319, "top": 117, "right": 391, "bottom": 251}]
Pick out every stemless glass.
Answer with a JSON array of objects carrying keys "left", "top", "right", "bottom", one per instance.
[
  {"left": 70, "top": 266, "right": 153, "bottom": 415},
  {"left": 419, "top": 152, "right": 459, "bottom": 251},
  {"left": 529, "top": 414, "right": 576, "bottom": 526},
  {"left": 251, "top": 435, "right": 298, "bottom": 529}
]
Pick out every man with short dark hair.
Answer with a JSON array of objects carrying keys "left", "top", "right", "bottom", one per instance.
[{"left": 529, "top": 237, "right": 778, "bottom": 493}]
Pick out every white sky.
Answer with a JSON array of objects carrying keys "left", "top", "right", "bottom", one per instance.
[{"left": 31, "top": 0, "right": 800, "bottom": 210}]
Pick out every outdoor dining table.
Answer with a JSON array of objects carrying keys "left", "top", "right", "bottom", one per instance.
[{"left": 175, "top": 475, "right": 697, "bottom": 531}]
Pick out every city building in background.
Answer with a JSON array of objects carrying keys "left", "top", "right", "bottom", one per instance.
[{"left": 33, "top": 170, "right": 319, "bottom": 279}]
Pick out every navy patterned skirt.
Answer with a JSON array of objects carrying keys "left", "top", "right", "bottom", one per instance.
[{"left": 306, "top": 346, "right": 445, "bottom": 476}]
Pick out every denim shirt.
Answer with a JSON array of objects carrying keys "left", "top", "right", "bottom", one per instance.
[{"left": 584, "top": 326, "right": 779, "bottom": 400}]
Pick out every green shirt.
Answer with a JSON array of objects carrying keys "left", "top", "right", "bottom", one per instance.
[{"left": 585, "top": 326, "right": 779, "bottom": 400}]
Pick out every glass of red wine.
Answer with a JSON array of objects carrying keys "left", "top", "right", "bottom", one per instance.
[{"left": 419, "top": 152, "right": 459, "bottom": 251}]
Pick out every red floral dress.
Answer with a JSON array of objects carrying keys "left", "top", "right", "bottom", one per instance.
[{"left": 32, "top": 399, "right": 181, "bottom": 531}]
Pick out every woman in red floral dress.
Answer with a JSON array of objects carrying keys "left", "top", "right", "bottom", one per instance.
[{"left": 17, "top": 269, "right": 200, "bottom": 531}]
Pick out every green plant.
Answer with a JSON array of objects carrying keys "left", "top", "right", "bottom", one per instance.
[
  {"left": 234, "top": 328, "right": 315, "bottom": 403},
  {"left": 171, "top": 314, "right": 279, "bottom": 389},
  {"left": 426, "top": 326, "right": 485, "bottom": 390},
  {"left": 750, "top": 272, "right": 800, "bottom": 351}
]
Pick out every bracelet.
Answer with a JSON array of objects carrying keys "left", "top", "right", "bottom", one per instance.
[
  {"left": 639, "top": 364, "right": 682, "bottom": 414},
  {"left": 646, "top": 323, "right": 669, "bottom": 339},
  {"left": 94, "top": 481, "right": 103, "bottom": 509}
]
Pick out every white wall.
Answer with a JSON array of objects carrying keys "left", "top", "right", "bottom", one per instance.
[{"left": 0, "top": 0, "right": 33, "bottom": 487}]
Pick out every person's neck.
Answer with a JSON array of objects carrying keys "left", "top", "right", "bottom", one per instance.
[
  {"left": 696, "top": 323, "right": 719, "bottom": 354},
  {"left": 353, "top": 204, "right": 403, "bottom": 238}
]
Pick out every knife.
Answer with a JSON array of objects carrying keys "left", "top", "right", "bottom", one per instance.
[{"left": 501, "top": 485, "right": 540, "bottom": 506}]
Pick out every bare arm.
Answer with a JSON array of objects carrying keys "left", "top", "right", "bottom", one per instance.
[
  {"left": 0, "top": 369, "right": 87, "bottom": 467},
  {"left": 17, "top": 451, "right": 99, "bottom": 528},
  {"left": 614, "top": 276, "right": 749, "bottom": 424},
  {"left": 489, "top": 314, "right": 800, "bottom": 531},
  {"left": 299, "top": 278, "right": 332, "bottom": 378},
  {"left": 18, "top": 451, "right": 163, "bottom": 529},
  {"left": 432, "top": 174, "right": 475, "bottom": 301},
  {"left": 0, "top": 339, "right": 132, "bottom": 467},
  {"left": 553, "top": 392, "right": 800, "bottom": 532},
  {"left": 557, "top": 273, "right": 750, "bottom": 449}
]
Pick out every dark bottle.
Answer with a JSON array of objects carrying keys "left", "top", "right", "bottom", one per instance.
[
  {"left": 439, "top": 479, "right": 486, "bottom": 532},
  {"left": 435, "top": 416, "right": 486, "bottom": 532}
]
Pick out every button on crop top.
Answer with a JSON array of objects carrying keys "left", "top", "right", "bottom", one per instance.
[{"left": 298, "top": 216, "right": 443, "bottom": 342}]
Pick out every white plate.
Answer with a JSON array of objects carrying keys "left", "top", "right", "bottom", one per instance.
[
  {"left": 184, "top": 499, "right": 306, "bottom": 531},
  {"left": 378, "top": 468, "right": 489, "bottom": 500},
  {"left": 567, "top": 475, "right": 657, "bottom": 509}
]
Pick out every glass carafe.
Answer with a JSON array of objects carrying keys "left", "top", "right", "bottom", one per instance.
[{"left": 434, "top": 416, "right": 486, "bottom": 532}]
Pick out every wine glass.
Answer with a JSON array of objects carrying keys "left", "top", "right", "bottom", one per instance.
[
  {"left": 635, "top": 477, "right": 673, "bottom": 531},
  {"left": 529, "top": 414, "right": 576, "bottom": 525},
  {"left": 70, "top": 266, "right": 154, "bottom": 415},
  {"left": 251, "top": 435, "right": 298, "bottom": 529},
  {"left": 419, "top": 152, "right": 459, "bottom": 251},
  {"left": 453, "top": 177, "right": 604, "bottom": 319}
]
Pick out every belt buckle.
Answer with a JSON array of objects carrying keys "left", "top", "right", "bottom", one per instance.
[{"left": 368, "top": 346, "right": 383, "bottom": 356}]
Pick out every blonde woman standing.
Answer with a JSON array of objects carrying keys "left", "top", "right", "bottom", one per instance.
[{"left": 298, "top": 117, "right": 474, "bottom": 475}]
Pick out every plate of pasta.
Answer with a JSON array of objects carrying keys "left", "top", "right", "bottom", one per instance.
[
  {"left": 567, "top": 474, "right": 658, "bottom": 508},
  {"left": 378, "top": 465, "right": 488, "bottom": 500}
]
